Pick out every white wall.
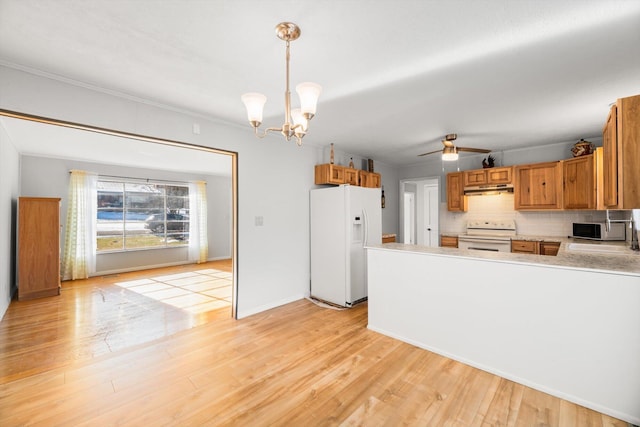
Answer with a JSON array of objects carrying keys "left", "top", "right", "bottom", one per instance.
[
  {"left": 0, "top": 65, "right": 319, "bottom": 318},
  {"left": 0, "top": 122, "right": 20, "bottom": 320},
  {"left": 19, "top": 155, "right": 232, "bottom": 275}
]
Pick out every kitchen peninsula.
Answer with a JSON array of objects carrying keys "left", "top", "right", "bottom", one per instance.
[{"left": 366, "top": 242, "right": 640, "bottom": 425}]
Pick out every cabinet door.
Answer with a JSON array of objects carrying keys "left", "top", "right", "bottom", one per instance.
[
  {"left": 344, "top": 168, "right": 359, "bottom": 186},
  {"left": 18, "top": 197, "right": 61, "bottom": 300},
  {"left": 315, "top": 164, "right": 345, "bottom": 185},
  {"left": 563, "top": 155, "right": 595, "bottom": 209},
  {"left": 487, "top": 167, "right": 512, "bottom": 184},
  {"left": 440, "top": 235, "right": 458, "bottom": 248},
  {"left": 602, "top": 104, "right": 618, "bottom": 208},
  {"left": 446, "top": 172, "right": 467, "bottom": 212},
  {"left": 463, "top": 170, "right": 487, "bottom": 186},
  {"left": 539, "top": 241, "right": 560, "bottom": 256},
  {"left": 514, "top": 162, "right": 562, "bottom": 210}
]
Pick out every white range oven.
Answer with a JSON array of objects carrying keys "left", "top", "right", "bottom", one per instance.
[{"left": 457, "top": 220, "right": 516, "bottom": 252}]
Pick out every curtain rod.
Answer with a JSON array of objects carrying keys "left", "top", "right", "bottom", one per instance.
[{"left": 68, "top": 170, "right": 204, "bottom": 186}]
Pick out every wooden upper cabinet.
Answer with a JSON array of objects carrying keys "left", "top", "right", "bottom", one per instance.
[
  {"left": 463, "top": 170, "right": 487, "bottom": 186},
  {"left": 315, "top": 164, "right": 380, "bottom": 188},
  {"left": 359, "top": 170, "right": 381, "bottom": 188},
  {"left": 514, "top": 161, "right": 562, "bottom": 210},
  {"left": 463, "top": 166, "right": 512, "bottom": 187},
  {"left": 602, "top": 104, "right": 618, "bottom": 208},
  {"left": 486, "top": 167, "right": 513, "bottom": 184},
  {"left": 563, "top": 154, "right": 596, "bottom": 209},
  {"left": 603, "top": 94, "right": 640, "bottom": 209},
  {"left": 447, "top": 172, "right": 467, "bottom": 212},
  {"left": 315, "top": 163, "right": 345, "bottom": 185}
]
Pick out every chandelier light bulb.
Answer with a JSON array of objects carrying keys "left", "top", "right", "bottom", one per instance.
[
  {"left": 296, "top": 82, "right": 322, "bottom": 118},
  {"left": 241, "top": 92, "right": 267, "bottom": 126}
]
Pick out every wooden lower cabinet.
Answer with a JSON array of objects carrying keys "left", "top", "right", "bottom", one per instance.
[
  {"left": 512, "top": 239, "right": 560, "bottom": 256},
  {"left": 440, "top": 235, "right": 458, "bottom": 248},
  {"left": 18, "top": 197, "right": 61, "bottom": 301},
  {"left": 539, "top": 241, "right": 560, "bottom": 256},
  {"left": 511, "top": 239, "right": 539, "bottom": 254}
]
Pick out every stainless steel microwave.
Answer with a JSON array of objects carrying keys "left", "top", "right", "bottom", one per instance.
[{"left": 572, "top": 222, "right": 626, "bottom": 241}]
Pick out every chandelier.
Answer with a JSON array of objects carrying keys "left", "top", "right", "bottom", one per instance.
[{"left": 241, "top": 22, "right": 321, "bottom": 146}]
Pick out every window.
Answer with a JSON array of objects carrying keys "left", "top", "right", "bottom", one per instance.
[{"left": 97, "top": 180, "right": 190, "bottom": 252}]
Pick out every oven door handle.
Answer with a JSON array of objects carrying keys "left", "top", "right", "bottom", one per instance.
[
  {"left": 458, "top": 238, "right": 511, "bottom": 245},
  {"left": 468, "top": 247, "right": 500, "bottom": 252}
]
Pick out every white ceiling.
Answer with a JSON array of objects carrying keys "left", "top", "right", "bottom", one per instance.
[{"left": 1, "top": 0, "right": 639, "bottom": 166}]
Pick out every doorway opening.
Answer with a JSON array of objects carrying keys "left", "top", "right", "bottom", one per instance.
[{"left": 399, "top": 177, "right": 440, "bottom": 247}]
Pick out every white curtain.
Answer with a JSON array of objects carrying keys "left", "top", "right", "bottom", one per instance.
[
  {"left": 188, "top": 180, "right": 208, "bottom": 263},
  {"left": 61, "top": 170, "right": 97, "bottom": 280}
]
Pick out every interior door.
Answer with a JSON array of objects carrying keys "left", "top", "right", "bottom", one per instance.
[{"left": 423, "top": 184, "right": 439, "bottom": 247}]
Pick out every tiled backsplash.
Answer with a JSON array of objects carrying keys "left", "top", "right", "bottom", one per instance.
[{"left": 440, "top": 194, "right": 634, "bottom": 238}]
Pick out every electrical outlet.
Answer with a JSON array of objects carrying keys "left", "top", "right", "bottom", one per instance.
[{"left": 255, "top": 216, "right": 264, "bottom": 226}]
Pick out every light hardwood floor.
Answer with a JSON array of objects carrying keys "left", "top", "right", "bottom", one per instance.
[{"left": 0, "top": 264, "right": 630, "bottom": 426}]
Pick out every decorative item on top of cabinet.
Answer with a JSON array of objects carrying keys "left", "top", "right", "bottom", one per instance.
[
  {"left": 602, "top": 93, "right": 640, "bottom": 209},
  {"left": 563, "top": 153, "right": 596, "bottom": 209},
  {"left": 446, "top": 172, "right": 467, "bottom": 212},
  {"left": 514, "top": 161, "right": 562, "bottom": 210},
  {"left": 440, "top": 235, "right": 458, "bottom": 248},
  {"left": 18, "top": 197, "right": 61, "bottom": 301}
]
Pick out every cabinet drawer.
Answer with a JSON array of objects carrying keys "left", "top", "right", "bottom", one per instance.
[
  {"left": 440, "top": 235, "right": 458, "bottom": 248},
  {"left": 511, "top": 240, "right": 538, "bottom": 254}
]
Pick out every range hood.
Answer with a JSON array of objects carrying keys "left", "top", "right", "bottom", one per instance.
[{"left": 464, "top": 184, "right": 514, "bottom": 196}]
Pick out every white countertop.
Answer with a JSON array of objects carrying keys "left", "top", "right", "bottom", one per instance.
[{"left": 369, "top": 239, "right": 640, "bottom": 276}]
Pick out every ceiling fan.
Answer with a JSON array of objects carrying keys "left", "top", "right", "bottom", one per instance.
[{"left": 418, "top": 133, "right": 491, "bottom": 161}]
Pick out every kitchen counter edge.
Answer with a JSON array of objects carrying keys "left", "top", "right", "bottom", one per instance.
[{"left": 371, "top": 242, "right": 640, "bottom": 276}]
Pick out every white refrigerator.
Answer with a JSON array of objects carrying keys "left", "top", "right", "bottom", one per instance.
[{"left": 310, "top": 185, "right": 382, "bottom": 307}]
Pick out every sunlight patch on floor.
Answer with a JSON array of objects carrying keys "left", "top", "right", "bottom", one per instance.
[{"left": 115, "top": 269, "right": 232, "bottom": 314}]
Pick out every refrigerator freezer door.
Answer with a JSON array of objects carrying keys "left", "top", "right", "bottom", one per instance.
[
  {"left": 310, "top": 186, "right": 348, "bottom": 306},
  {"left": 348, "top": 186, "right": 382, "bottom": 304}
]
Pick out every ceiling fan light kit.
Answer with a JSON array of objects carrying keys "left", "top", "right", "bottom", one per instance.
[
  {"left": 418, "top": 133, "right": 491, "bottom": 161},
  {"left": 241, "top": 22, "right": 321, "bottom": 146}
]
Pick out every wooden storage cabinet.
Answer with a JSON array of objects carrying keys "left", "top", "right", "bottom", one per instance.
[
  {"left": 18, "top": 197, "right": 61, "bottom": 301},
  {"left": 514, "top": 161, "right": 562, "bottom": 210},
  {"left": 463, "top": 166, "right": 513, "bottom": 187},
  {"left": 463, "top": 169, "right": 488, "bottom": 186},
  {"left": 563, "top": 154, "right": 596, "bottom": 209},
  {"left": 359, "top": 170, "right": 381, "bottom": 188},
  {"left": 511, "top": 239, "right": 539, "bottom": 254},
  {"left": 486, "top": 167, "right": 513, "bottom": 184},
  {"left": 315, "top": 164, "right": 380, "bottom": 188},
  {"left": 440, "top": 235, "right": 458, "bottom": 248},
  {"left": 315, "top": 163, "right": 345, "bottom": 185},
  {"left": 602, "top": 94, "right": 640, "bottom": 209},
  {"left": 539, "top": 241, "right": 560, "bottom": 256},
  {"left": 446, "top": 172, "right": 467, "bottom": 212}
]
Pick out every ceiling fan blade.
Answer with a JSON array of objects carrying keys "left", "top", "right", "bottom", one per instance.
[
  {"left": 457, "top": 146, "right": 491, "bottom": 153},
  {"left": 417, "top": 149, "right": 443, "bottom": 157}
]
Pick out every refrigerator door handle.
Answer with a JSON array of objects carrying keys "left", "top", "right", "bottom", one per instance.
[{"left": 362, "top": 208, "right": 369, "bottom": 246}]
